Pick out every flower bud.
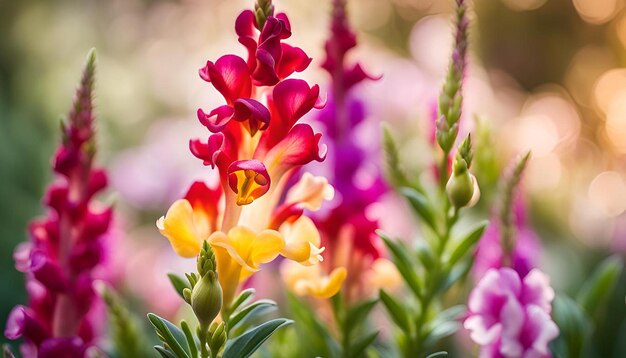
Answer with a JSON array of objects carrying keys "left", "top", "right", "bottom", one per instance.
[
  {"left": 446, "top": 157, "right": 479, "bottom": 208},
  {"left": 208, "top": 321, "right": 228, "bottom": 354},
  {"left": 191, "top": 270, "right": 222, "bottom": 327}
]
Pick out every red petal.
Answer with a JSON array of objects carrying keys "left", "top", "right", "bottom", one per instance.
[
  {"left": 184, "top": 181, "right": 222, "bottom": 231},
  {"left": 343, "top": 63, "right": 381, "bottom": 90},
  {"left": 199, "top": 55, "right": 251, "bottom": 104},
  {"left": 277, "top": 43, "right": 312, "bottom": 79},
  {"left": 263, "top": 123, "right": 326, "bottom": 175}
]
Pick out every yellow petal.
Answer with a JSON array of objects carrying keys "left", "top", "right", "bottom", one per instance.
[
  {"left": 368, "top": 258, "right": 403, "bottom": 293},
  {"left": 280, "top": 261, "right": 346, "bottom": 299},
  {"left": 157, "top": 199, "right": 202, "bottom": 257},
  {"left": 285, "top": 172, "right": 334, "bottom": 211},
  {"left": 210, "top": 226, "right": 284, "bottom": 272},
  {"left": 212, "top": 243, "right": 242, "bottom": 309},
  {"left": 279, "top": 216, "right": 324, "bottom": 265}
]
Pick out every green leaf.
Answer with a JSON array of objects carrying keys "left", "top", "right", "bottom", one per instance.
[
  {"left": 349, "top": 332, "right": 379, "bottom": 358},
  {"left": 147, "top": 313, "right": 190, "bottom": 358},
  {"left": 2, "top": 345, "right": 16, "bottom": 358},
  {"left": 378, "top": 231, "right": 422, "bottom": 298},
  {"left": 344, "top": 299, "right": 378, "bottom": 338},
  {"left": 227, "top": 288, "right": 256, "bottom": 315},
  {"left": 423, "top": 321, "right": 461, "bottom": 347},
  {"left": 551, "top": 295, "right": 591, "bottom": 358},
  {"left": 400, "top": 187, "right": 437, "bottom": 230},
  {"left": 447, "top": 221, "right": 488, "bottom": 267},
  {"left": 180, "top": 320, "right": 198, "bottom": 358},
  {"left": 438, "top": 256, "right": 473, "bottom": 294},
  {"left": 154, "top": 346, "right": 177, "bottom": 358},
  {"left": 222, "top": 318, "right": 293, "bottom": 358},
  {"left": 425, "top": 352, "right": 448, "bottom": 358},
  {"left": 379, "top": 289, "right": 410, "bottom": 332},
  {"left": 228, "top": 299, "right": 277, "bottom": 332},
  {"left": 288, "top": 293, "right": 339, "bottom": 356},
  {"left": 168, "top": 273, "right": 192, "bottom": 300},
  {"left": 576, "top": 255, "right": 623, "bottom": 317},
  {"left": 415, "top": 240, "right": 436, "bottom": 270}
]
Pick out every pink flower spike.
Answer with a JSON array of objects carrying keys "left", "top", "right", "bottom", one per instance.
[
  {"left": 227, "top": 159, "right": 271, "bottom": 205},
  {"left": 199, "top": 55, "right": 252, "bottom": 104},
  {"left": 30, "top": 251, "right": 69, "bottom": 292}
]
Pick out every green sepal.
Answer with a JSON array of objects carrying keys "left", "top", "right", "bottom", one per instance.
[{"left": 222, "top": 318, "right": 293, "bottom": 358}]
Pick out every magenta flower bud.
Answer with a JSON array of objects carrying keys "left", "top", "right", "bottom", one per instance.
[
  {"left": 81, "top": 207, "right": 112, "bottom": 239},
  {"left": 69, "top": 241, "right": 103, "bottom": 271},
  {"left": 14, "top": 242, "right": 33, "bottom": 273},
  {"left": 30, "top": 251, "right": 68, "bottom": 292},
  {"left": 43, "top": 182, "right": 69, "bottom": 214},
  {"left": 87, "top": 169, "right": 108, "bottom": 198},
  {"left": 5, "top": 306, "right": 49, "bottom": 345}
]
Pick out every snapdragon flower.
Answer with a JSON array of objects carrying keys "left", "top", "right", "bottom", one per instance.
[
  {"left": 464, "top": 268, "right": 559, "bottom": 358},
  {"left": 280, "top": 0, "right": 400, "bottom": 303},
  {"left": 4, "top": 51, "right": 112, "bottom": 357},
  {"left": 157, "top": 2, "right": 336, "bottom": 309}
]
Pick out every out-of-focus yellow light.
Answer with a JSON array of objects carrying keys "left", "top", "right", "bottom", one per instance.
[
  {"left": 573, "top": 0, "right": 619, "bottom": 25},
  {"left": 616, "top": 13, "right": 626, "bottom": 48},
  {"left": 588, "top": 171, "right": 626, "bottom": 217},
  {"left": 501, "top": 0, "right": 547, "bottom": 11},
  {"left": 352, "top": 0, "right": 392, "bottom": 30},
  {"left": 526, "top": 154, "right": 562, "bottom": 190},
  {"left": 593, "top": 68, "right": 626, "bottom": 115},
  {"left": 605, "top": 91, "right": 626, "bottom": 153},
  {"left": 410, "top": 16, "right": 452, "bottom": 77},
  {"left": 516, "top": 114, "right": 559, "bottom": 156}
]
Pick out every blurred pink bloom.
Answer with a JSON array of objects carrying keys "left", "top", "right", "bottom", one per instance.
[
  {"left": 473, "top": 199, "right": 540, "bottom": 279},
  {"left": 464, "top": 268, "right": 559, "bottom": 358}
]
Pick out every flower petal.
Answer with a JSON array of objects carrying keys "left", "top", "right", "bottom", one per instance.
[
  {"left": 209, "top": 226, "right": 284, "bottom": 273},
  {"left": 197, "top": 105, "right": 235, "bottom": 133},
  {"left": 263, "top": 124, "right": 326, "bottom": 176},
  {"left": 232, "top": 98, "right": 271, "bottom": 136},
  {"left": 285, "top": 172, "right": 334, "bottom": 211},
  {"left": 199, "top": 55, "right": 251, "bottom": 104},
  {"left": 157, "top": 199, "right": 203, "bottom": 257},
  {"left": 227, "top": 160, "right": 271, "bottom": 205},
  {"left": 280, "top": 216, "right": 324, "bottom": 265},
  {"left": 276, "top": 43, "right": 312, "bottom": 79}
]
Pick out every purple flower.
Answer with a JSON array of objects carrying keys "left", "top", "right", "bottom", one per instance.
[{"left": 464, "top": 268, "right": 559, "bottom": 358}]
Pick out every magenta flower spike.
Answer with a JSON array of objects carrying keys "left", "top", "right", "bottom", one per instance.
[{"left": 4, "top": 50, "right": 112, "bottom": 357}]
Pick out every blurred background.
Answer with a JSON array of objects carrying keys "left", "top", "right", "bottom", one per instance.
[{"left": 1, "top": 0, "right": 625, "bottom": 352}]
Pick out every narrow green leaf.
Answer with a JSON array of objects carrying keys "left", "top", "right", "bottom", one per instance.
[
  {"left": 423, "top": 321, "right": 461, "bottom": 347},
  {"left": 344, "top": 299, "right": 378, "bottom": 337},
  {"left": 222, "top": 318, "right": 293, "bottom": 358},
  {"left": 168, "top": 273, "right": 191, "bottom": 300},
  {"left": 415, "top": 241, "right": 436, "bottom": 270},
  {"left": 551, "top": 295, "right": 591, "bottom": 357},
  {"left": 378, "top": 231, "right": 422, "bottom": 298},
  {"left": 447, "top": 221, "right": 488, "bottom": 267},
  {"left": 400, "top": 187, "right": 437, "bottom": 230},
  {"left": 154, "top": 346, "right": 177, "bottom": 358},
  {"left": 181, "top": 320, "right": 198, "bottom": 358},
  {"left": 228, "top": 299, "right": 277, "bottom": 332},
  {"left": 425, "top": 352, "right": 448, "bottom": 358},
  {"left": 288, "top": 293, "right": 339, "bottom": 356},
  {"left": 379, "top": 290, "right": 410, "bottom": 332},
  {"left": 147, "top": 313, "right": 190, "bottom": 358},
  {"left": 228, "top": 288, "right": 256, "bottom": 314},
  {"left": 576, "top": 255, "right": 623, "bottom": 316},
  {"left": 349, "top": 332, "right": 379, "bottom": 358}
]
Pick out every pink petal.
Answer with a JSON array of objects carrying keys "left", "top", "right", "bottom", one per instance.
[
  {"left": 197, "top": 105, "right": 235, "bottom": 133},
  {"left": 277, "top": 43, "right": 312, "bottom": 79},
  {"left": 199, "top": 55, "right": 251, "bottom": 104},
  {"left": 232, "top": 98, "right": 271, "bottom": 135}
]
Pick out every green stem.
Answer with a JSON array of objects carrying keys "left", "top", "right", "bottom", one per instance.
[
  {"left": 330, "top": 294, "right": 350, "bottom": 357},
  {"left": 199, "top": 324, "right": 209, "bottom": 358}
]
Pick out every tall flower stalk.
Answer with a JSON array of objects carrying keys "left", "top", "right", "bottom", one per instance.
[
  {"left": 280, "top": 0, "right": 398, "bottom": 356},
  {"left": 381, "top": 0, "right": 486, "bottom": 356},
  {"left": 151, "top": 1, "right": 339, "bottom": 357},
  {"left": 4, "top": 50, "right": 113, "bottom": 357}
]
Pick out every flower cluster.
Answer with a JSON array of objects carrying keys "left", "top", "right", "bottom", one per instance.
[
  {"left": 157, "top": 2, "right": 337, "bottom": 310},
  {"left": 4, "top": 51, "right": 112, "bottom": 357},
  {"left": 464, "top": 268, "right": 559, "bottom": 358},
  {"left": 280, "top": 0, "right": 399, "bottom": 302}
]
